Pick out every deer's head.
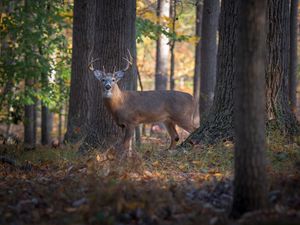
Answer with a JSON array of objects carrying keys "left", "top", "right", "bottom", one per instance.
[{"left": 88, "top": 52, "right": 133, "bottom": 98}]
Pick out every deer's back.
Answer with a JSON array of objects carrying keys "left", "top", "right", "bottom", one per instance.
[{"left": 120, "top": 90, "right": 194, "bottom": 124}]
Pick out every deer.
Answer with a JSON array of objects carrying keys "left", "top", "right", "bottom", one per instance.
[{"left": 88, "top": 52, "right": 197, "bottom": 153}]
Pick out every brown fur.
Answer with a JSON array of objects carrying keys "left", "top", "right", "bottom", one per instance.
[{"left": 104, "top": 84, "right": 196, "bottom": 151}]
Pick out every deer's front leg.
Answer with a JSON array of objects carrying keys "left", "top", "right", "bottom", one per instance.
[{"left": 123, "top": 125, "right": 134, "bottom": 154}]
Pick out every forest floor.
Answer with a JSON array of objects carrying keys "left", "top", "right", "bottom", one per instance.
[{"left": 1, "top": 132, "right": 300, "bottom": 225}]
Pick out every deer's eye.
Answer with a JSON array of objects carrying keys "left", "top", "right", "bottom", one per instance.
[{"left": 112, "top": 78, "right": 116, "bottom": 82}]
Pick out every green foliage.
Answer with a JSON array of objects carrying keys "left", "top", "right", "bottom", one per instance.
[
  {"left": 136, "top": 17, "right": 190, "bottom": 43},
  {"left": 0, "top": 0, "right": 72, "bottom": 124}
]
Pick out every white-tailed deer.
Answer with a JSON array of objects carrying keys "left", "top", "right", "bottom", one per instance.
[{"left": 88, "top": 53, "right": 196, "bottom": 152}]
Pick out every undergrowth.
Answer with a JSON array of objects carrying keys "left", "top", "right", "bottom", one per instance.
[{"left": 0, "top": 133, "right": 300, "bottom": 225}]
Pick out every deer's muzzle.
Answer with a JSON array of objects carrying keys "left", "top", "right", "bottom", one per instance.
[{"left": 105, "top": 84, "right": 111, "bottom": 90}]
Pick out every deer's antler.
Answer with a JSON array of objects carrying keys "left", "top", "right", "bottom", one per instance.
[
  {"left": 121, "top": 49, "right": 133, "bottom": 72},
  {"left": 88, "top": 58, "right": 100, "bottom": 71}
]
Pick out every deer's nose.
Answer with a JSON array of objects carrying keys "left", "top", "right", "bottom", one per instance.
[{"left": 105, "top": 84, "right": 111, "bottom": 90}]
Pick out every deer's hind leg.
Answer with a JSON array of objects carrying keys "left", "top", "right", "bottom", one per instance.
[
  {"left": 176, "top": 118, "right": 197, "bottom": 133},
  {"left": 164, "top": 121, "right": 179, "bottom": 150}
]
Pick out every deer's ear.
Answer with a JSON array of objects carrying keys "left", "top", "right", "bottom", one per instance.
[
  {"left": 114, "top": 71, "right": 125, "bottom": 82},
  {"left": 93, "top": 70, "right": 104, "bottom": 80}
]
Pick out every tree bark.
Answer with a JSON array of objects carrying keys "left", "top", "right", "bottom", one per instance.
[
  {"left": 199, "top": 0, "right": 220, "bottom": 122},
  {"left": 193, "top": 1, "right": 203, "bottom": 126},
  {"left": 155, "top": 0, "right": 170, "bottom": 91},
  {"left": 266, "top": 0, "right": 300, "bottom": 136},
  {"left": 231, "top": 0, "right": 268, "bottom": 217},
  {"left": 289, "top": 0, "right": 298, "bottom": 113},
  {"left": 79, "top": 0, "right": 136, "bottom": 152},
  {"left": 64, "top": 0, "right": 89, "bottom": 143},
  {"left": 182, "top": 0, "right": 238, "bottom": 146}
]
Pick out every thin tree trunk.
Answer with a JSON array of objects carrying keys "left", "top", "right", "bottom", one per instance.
[
  {"left": 193, "top": 1, "right": 203, "bottom": 126},
  {"left": 65, "top": 0, "right": 89, "bottom": 144},
  {"left": 155, "top": 0, "right": 170, "bottom": 91},
  {"left": 169, "top": 0, "right": 176, "bottom": 91},
  {"left": 41, "top": 73, "right": 52, "bottom": 145},
  {"left": 289, "top": 0, "right": 298, "bottom": 112},
  {"left": 231, "top": 0, "right": 268, "bottom": 217},
  {"left": 41, "top": 103, "right": 52, "bottom": 145},
  {"left": 58, "top": 106, "right": 63, "bottom": 142},
  {"left": 24, "top": 78, "right": 37, "bottom": 150},
  {"left": 199, "top": 0, "right": 220, "bottom": 122}
]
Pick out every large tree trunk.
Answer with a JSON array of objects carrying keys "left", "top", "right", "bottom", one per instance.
[
  {"left": 79, "top": 0, "right": 136, "bottom": 152},
  {"left": 289, "top": 0, "right": 298, "bottom": 113},
  {"left": 193, "top": 1, "right": 203, "bottom": 126},
  {"left": 182, "top": 0, "right": 238, "bottom": 146},
  {"left": 155, "top": 0, "right": 170, "bottom": 91},
  {"left": 266, "top": 0, "right": 300, "bottom": 136},
  {"left": 231, "top": 0, "right": 268, "bottom": 218},
  {"left": 64, "top": 0, "right": 89, "bottom": 143},
  {"left": 199, "top": 0, "right": 220, "bottom": 122}
]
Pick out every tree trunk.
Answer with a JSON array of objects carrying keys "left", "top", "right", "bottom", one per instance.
[
  {"left": 289, "top": 0, "right": 298, "bottom": 113},
  {"left": 199, "top": 0, "right": 220, "bottom": 122},
  {"left": 231, "top": 0, "right": 268, "bottom": 218},
  {"left": 79, "top": 0, "right": 136, "bottom": 152},
  {"left": 193, "top": 1, "right": 203, "bottom": 126},
  {"left": 155, "top": 0, "right": 170, "bottom": 91},
  {"left": 182, "top": 0, "right": 300, "bottom": 148},
  {"left": 169, "top": 0, "right": 176, "bottom": 91},
  {"left": 41, "top": 74, "right": 52, "bottom": 145},
  {"left": 58, "top": 106, "right": 63, "bottom": 142},
  {"left": 24, "top": 79, "right": 37, "bottom": 150},
  {"left": 41, "top": 103, "right": 52, "bottom": 145},
  {"left": 266, "top": 0, "right": 300, "bottom": 136},
  {"left": 64, "top": 0, "right": 89, "bottom": 144},
  {"left": 182, "top": 0, "right": 238, "bottom": 146}
]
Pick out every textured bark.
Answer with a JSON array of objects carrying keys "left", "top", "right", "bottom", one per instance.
[
  {"left": 289, "top": 0, "right": 298, "bottom": 112},
  {"left": 182, "top": 0, "right": 238, "bottom": 146},
  {"left": 193, "top": 2, "right": 203, "bottom": 126},
  {"left": 231, "top": 0, "right": 268, "bottom": 217},
  {"left": 79, "top": 0, "right": 136, "bottom": 152},
  {"left": 266, "top": 0, "right": 300, "bottom": 136},
  {"left": 155, "top": 0, "right": 170, "bottom": 91},
  {"left": 64, "top": 0, "right": 89, "bottom": 143},
  {"left": 199, "top": 0, "right": 220, "bottom": 122}
]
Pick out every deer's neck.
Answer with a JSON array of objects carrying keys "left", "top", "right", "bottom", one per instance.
[{"left": 103, "top": 86, "right": 124, "bottom": 113}]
